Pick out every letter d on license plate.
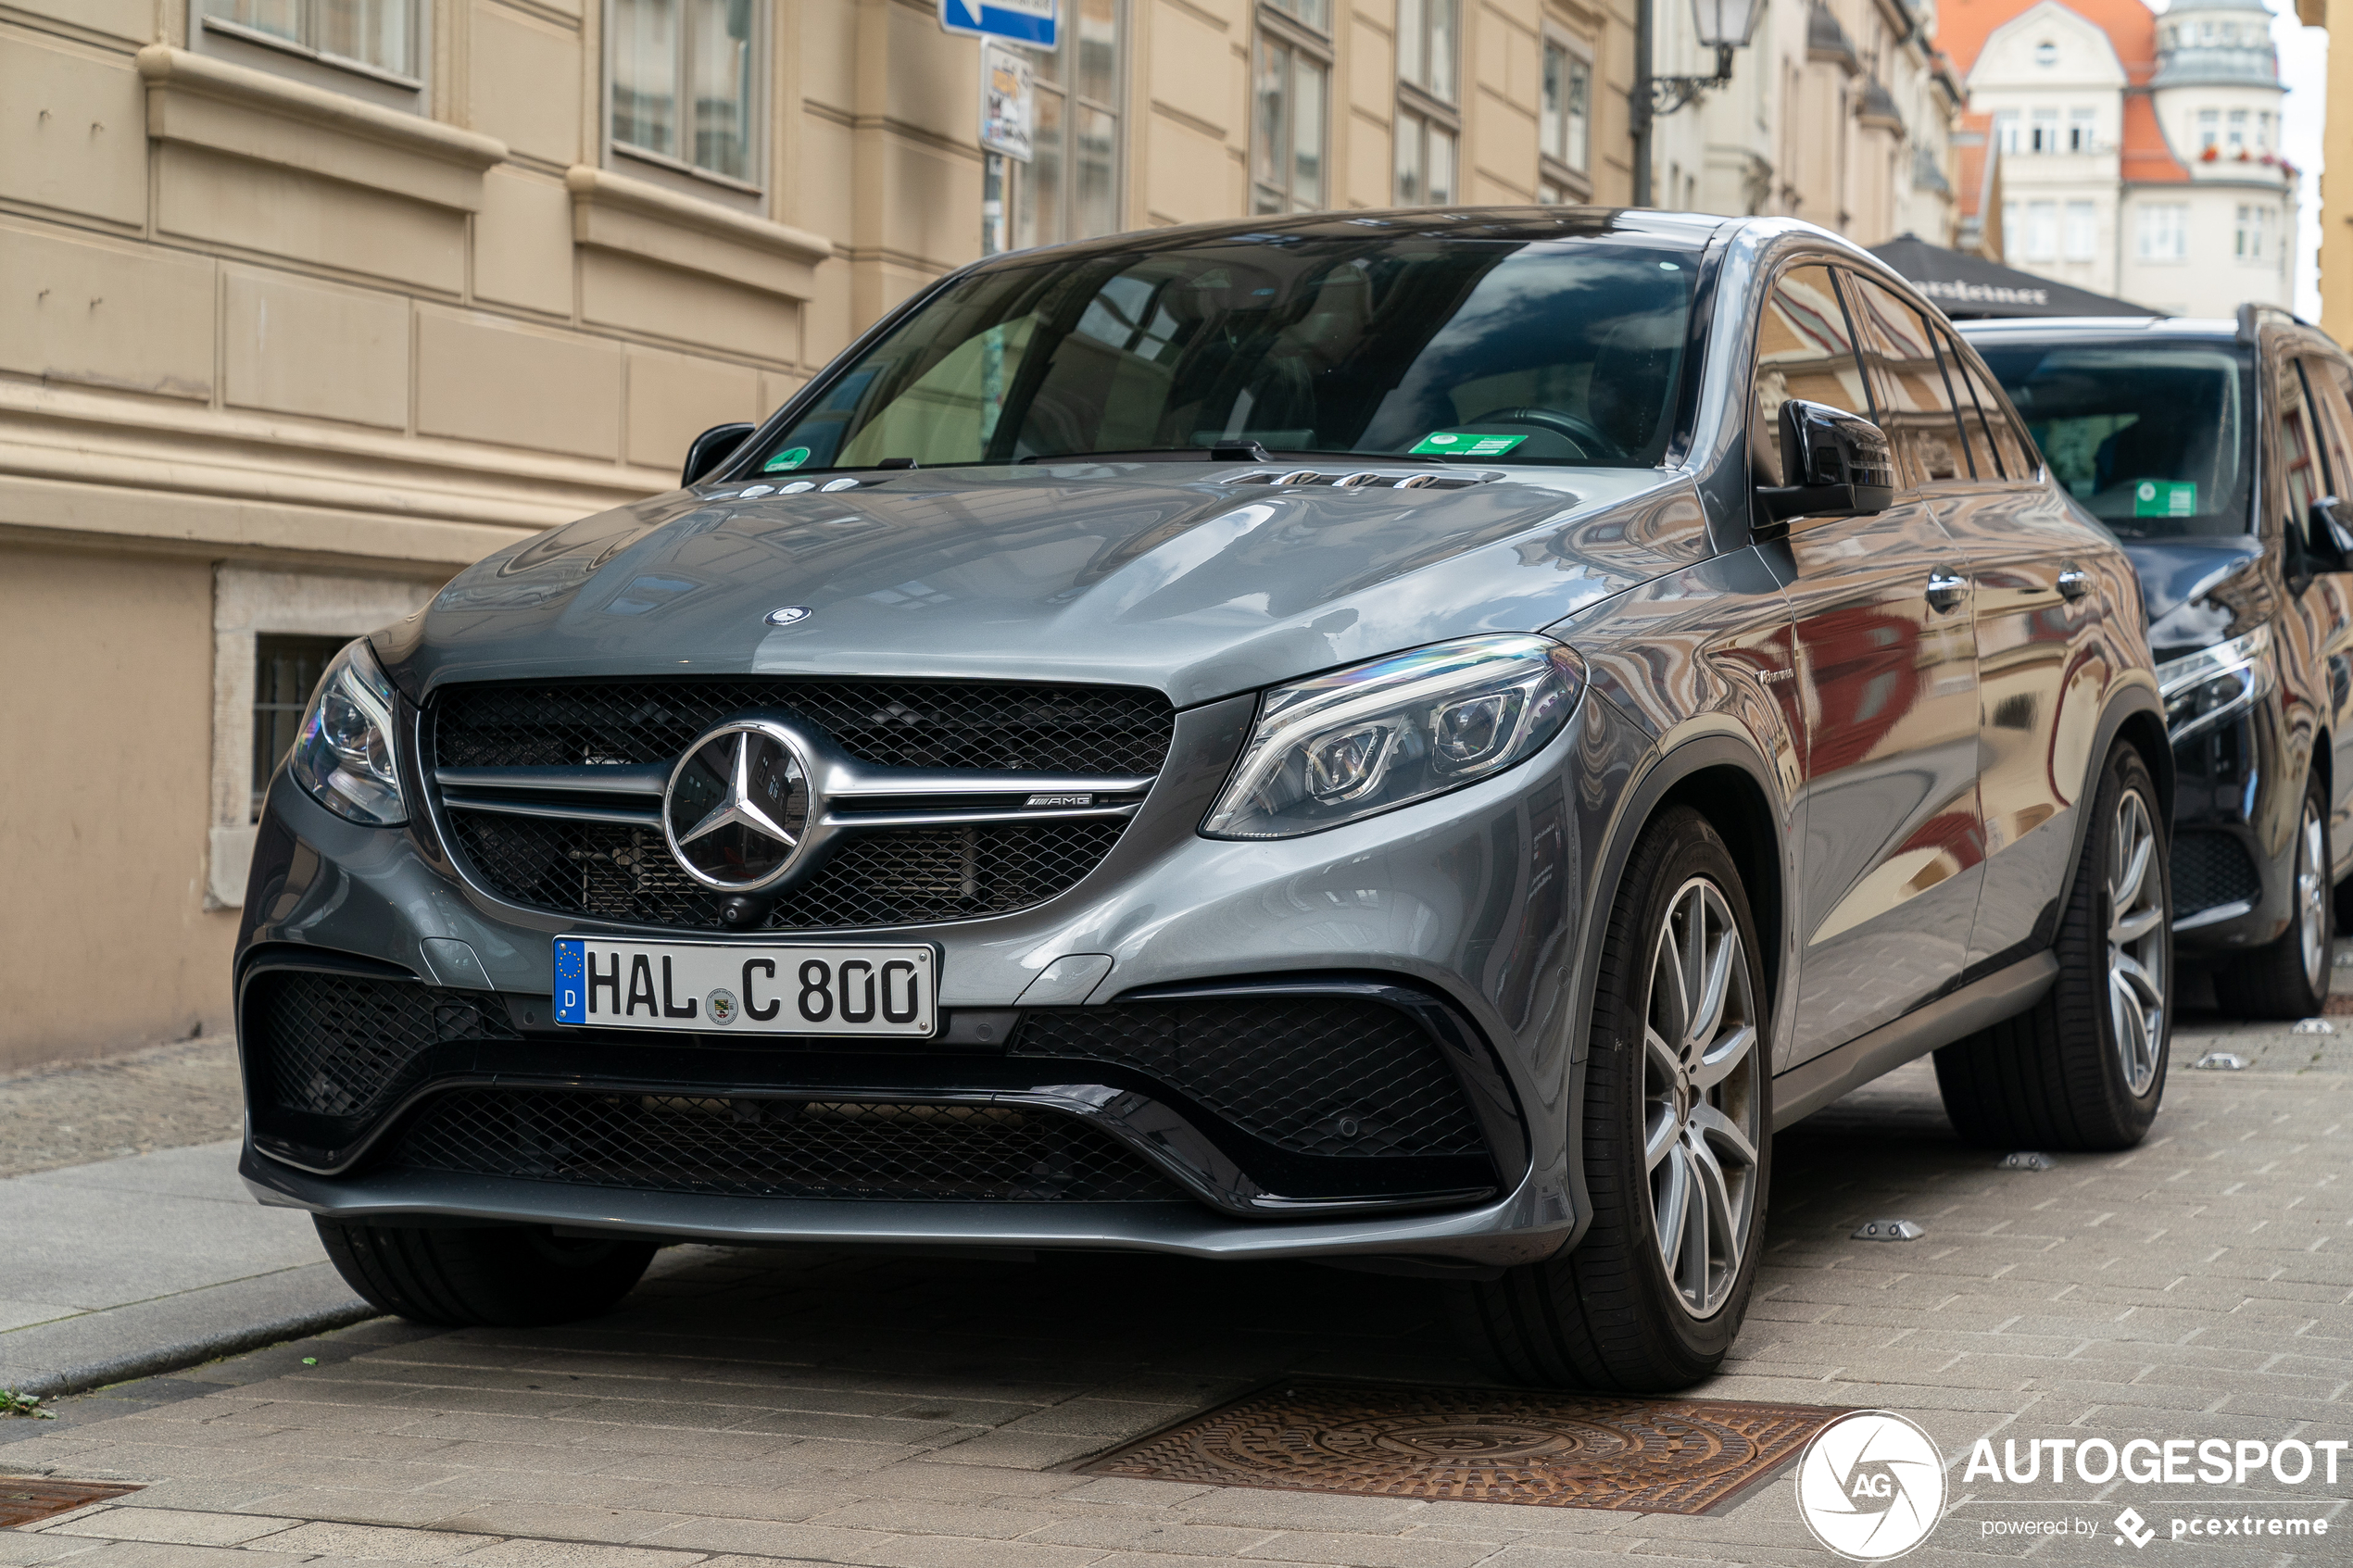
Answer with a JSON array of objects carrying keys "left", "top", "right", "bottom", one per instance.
[{"left": 552, "top": 938, "right": 936, "bottom": 1036}]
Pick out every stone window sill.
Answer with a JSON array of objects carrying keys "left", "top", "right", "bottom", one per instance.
[{"left": 564, "top": 164, "right": 834, "bottom": 302}]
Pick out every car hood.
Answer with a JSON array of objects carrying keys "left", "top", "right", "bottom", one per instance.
[
  {"left": 380, "top": 462, "right": 1710, "bottom": 708},
  {"left": 2118, "top": 536, "right": 2272, "bottom": 657}
]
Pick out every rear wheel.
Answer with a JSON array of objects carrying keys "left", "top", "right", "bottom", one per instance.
[
  {"left": 1934, "top": 742, "right": 2171, "bottom": 1150},
  {"left": 2213, "top": 774, "right": 2332, "bottom": 1021},
  {"left": 1453, "top": 806, "right": 1769, "bottom": 1391},
  {"left": 316, "top": 1219, "right": 656, "bottom": 1327}
]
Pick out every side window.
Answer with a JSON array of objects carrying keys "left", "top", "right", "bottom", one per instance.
[
  {"left": 2275, "top": 356, "right": 2326, "bottom": 526},
  {"left": 1753, "top": 264, "right": 1871, "bottom": 487},
  {"left": 1952, "top": 345, "right": 2034, "bottom": 482},
  {"left": 2296, "top": 358, "right": 2353, "bottom": 502},
  {"left": 1844, "top": 272, "right": 1966, "bottom": 487}
]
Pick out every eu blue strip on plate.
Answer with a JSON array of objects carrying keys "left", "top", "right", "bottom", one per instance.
[{"left": 553, "top": 938, "right": 586, "bottom": 1023}]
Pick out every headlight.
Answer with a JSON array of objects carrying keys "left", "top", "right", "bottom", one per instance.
[
  {"left": 287, "top": 639, "right": 408, "bottom": 826},
  {"left": 1202, "top": 635, "right": 1584, "bottom": 839},
  {"left": 2157, "top": 625, "right": 2271, "bottom": 744}
]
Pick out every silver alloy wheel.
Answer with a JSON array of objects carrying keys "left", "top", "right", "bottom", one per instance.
[
  {"left": 1642, "top": 877, "right": 1762, "bottom": 1319},
  {"left": 2107, "top": 787, "right": 2167, "bottom": 1098},
  {"left": 2296, "top": 795, "right": 2329, "bottom": 995}
]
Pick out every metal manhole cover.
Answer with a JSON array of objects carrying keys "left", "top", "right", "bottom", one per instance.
[
  {"left": 0, "top": 1477, "right": 142, "bottom": 1528},
  {"left": 1082, "top": 1379, "right": 1845, "bottom": 1512}
]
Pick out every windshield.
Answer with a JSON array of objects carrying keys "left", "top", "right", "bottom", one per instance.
[
  {"left": 1973, "top": 342, "right": 2255, "bottom": 538},
  {"left": 751, "top": 235, "right": 1700, "bottom": 473}
]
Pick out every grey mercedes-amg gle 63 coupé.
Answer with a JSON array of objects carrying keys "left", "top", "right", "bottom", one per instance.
[{"left": 238, "top": 209, "right": 2172, "bottom": 1390}]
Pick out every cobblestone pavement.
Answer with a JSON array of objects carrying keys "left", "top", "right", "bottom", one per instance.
[
  {"left": 4, "top": 1004, "right": 2347, "bottom": 1565},
  {"left": 0, "top": 1040, "right": 243, "bottom": 1181}
]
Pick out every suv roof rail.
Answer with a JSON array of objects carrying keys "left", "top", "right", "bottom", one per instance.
[{"left": 2237, "top": 301, "right": 2309, "bottom": 343}]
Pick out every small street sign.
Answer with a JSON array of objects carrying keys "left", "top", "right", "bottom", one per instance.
[{"left": 939, "top": 0, "right": 1055, "bottom": 49}]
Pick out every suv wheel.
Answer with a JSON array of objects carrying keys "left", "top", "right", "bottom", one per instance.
[
  {"left": 2214, "top": 774, "right": 2332, "bottom": 1020},
  {"left": 1453, "top": 806, "right": 1769, "bottom": 1391},
  {"left": 316, "top": 1219, "right": 656, "bottom": 1327},
  {"left": 1934, "top": 742, "right": 2171, "bottom": 1150}
]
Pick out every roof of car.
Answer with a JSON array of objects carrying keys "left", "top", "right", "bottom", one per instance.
[
  {"left": 966, "top": 207, "right": 1739, "bottom": 271},
  {"left": 1956, "top": 316, "right": 2240, "bottom": 340}
]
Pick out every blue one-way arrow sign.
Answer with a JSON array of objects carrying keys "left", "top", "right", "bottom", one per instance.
[{"left": 940, "top": 0, "right": 1055, "bottom": 49}]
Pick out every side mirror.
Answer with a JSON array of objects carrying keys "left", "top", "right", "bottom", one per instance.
[
  {"left": 2309, "top": 496, "right": 2353, "bottom": 567},
  {"left": 683, "top": 422, "right": 756, "bottom": 487},
  {"left": 1755, "top": 399, "right": 1897, "bottom": 530}
]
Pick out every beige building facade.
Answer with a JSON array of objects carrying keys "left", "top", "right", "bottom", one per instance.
[{"left": 1, "top": 0, "right": 1955, "bottom": 1069}]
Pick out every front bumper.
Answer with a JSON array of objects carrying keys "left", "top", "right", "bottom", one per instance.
[{"left": 235, "top": 690, "right": 1648, "bottom": 1267}]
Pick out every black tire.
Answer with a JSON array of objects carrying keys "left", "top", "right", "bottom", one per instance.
[
  {"left": 1934, "top": 743, "right": 2171, "bottom": 1151},
  {"left": 1452, "top": 806, "right": 1770, "bottom": 1392},
  {"left": 315, "top": 1218, "right": 656, "bottom": 1327},
  {"left": 2214, "top": 772, "right": 2332, "bottom": 1021}
]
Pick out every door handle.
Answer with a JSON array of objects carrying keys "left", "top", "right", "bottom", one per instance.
[
  {"left": 2057, "top": 563, "right": 2091, "bottom": 601},
  {"left": 1926, "top": 569, "right": 1969, "bottom": 614}
]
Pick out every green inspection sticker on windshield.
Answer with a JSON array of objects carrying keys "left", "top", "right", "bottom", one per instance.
[
  {"left": 2133, "top": 479, "right": 2196, "bottom": 518},
  {"left": 1412, "top": 431, "right": 1529, "bottom": 458},
  {"left": 762, "top": 446, "right": 812, "bottom": 472}
]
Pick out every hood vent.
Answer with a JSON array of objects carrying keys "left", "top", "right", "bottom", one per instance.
[{"left": 1231, "top": 470, "right": 1497, "bottom": 490}]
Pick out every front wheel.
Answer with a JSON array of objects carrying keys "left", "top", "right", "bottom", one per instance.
[
  {"left": 2213, "top": 774, "right": 2332, "bottom": 1020},
  {"left": 1934, "top": 741, "right": 2171, "bottom": 1150},
  {"left": 316, "top": 1219, "right": 656, "bottom": 1327},
  {"left": 1452, "top": 806, "right": 1769, "bottom": 1391}
]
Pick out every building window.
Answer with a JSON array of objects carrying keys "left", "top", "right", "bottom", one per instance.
[
  {"left": 2030, "top": 107, "right": 2057, "bottom": 152},
  {"left": 2258, "top": 110, "right": 2272, "bottom": 151},
  {"left": 2063, "top": 200, "right": 2096, "bottom": 260},
  {"left": 2033, "top": 39, "right": 2057, "bottom": 65},
  {"left": 1541, "top": 43, "right": 1591, "bottom": 175},
  {"left": 2137, "top": 202, "right": 2187, "bottom": 261},
  {"left": 2022, "top": 199, "right": 2058, "bottom": 260},
  {"left": 982, "top": 0, "right": 1122, "bottom": 255},
  {"left": 1394, "top": 108, "right": 1456, "bottom": 204},
  {"left": 2227, "top": 107, "right": 2246, "bottom": 154},
  {"left": 2197, "top": 107, "right": 2219, "bottom": 151},
  {"left": 1265, "top": 0, "right": 1327, "bottom": 31},
  {"left": 1397, "top": 0, "right": 1455, "bottom": 99},
  {"left": 2236, "top": 203, "right": 2274, "bottom": 260},
  {"left": 2068, "top": 107, "right": 2095, "bottom": 151},
  {"left": 610, "top": 0, "right": 759, "bottom": 184},
  {"left": 1995, "top": 110, "right": 2020, "bottom": 153},
  {"left": 201, "top": 0, "right": 417, "bottom": 80},
  {"left": 1252, "top": 31, "right": 1327, "bottom": 213}
]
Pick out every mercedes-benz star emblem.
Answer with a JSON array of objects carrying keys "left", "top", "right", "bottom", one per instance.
[
  {"left": 662, "top": 721, "right": 812, "bottom": 891},
  {"left": 766, "top": 605, "right": 812, "bottom": 626}
]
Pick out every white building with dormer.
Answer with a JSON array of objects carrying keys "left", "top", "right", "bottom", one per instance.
[{"left": 1937, "top": 0, "right": 2294, "bottom": 312}]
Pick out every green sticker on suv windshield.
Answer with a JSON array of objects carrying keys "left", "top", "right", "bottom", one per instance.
[
  {"left": 2133, "top": 480, "right": 2196, "bottom": 518},
  {"left": 1411, "top": 431, "right": 1529, "bottom": 457},
  {"left": 762, "top": 446, "right": 812, "bottom": 472}
]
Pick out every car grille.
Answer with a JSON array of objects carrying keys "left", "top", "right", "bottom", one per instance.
[
  {"left": 245, "top": 970, "right": 519, "bottom": 1122},
  {"left": 2173, "top": 829, "right": 2261, "bottom": 917},
  {"left": 1013, "top": 999, "right": 1486, "bottom": 1159},
  {"left": 386, "top": 1088, "right": 1186, "bottom": 1202},
  {"left": 447, "top": 816, "right": 1126, "bottom": 932},
  {"left": 434, "top": 679, "right": 1176, "bottom": 775}
]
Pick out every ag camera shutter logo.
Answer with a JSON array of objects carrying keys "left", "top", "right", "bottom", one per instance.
[{"left": 1795, "top": 1410, "right": 1947, "bottom": 1561}]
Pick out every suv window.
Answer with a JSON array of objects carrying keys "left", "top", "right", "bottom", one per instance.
[
  {"left": 2298, "top": 356, "right": 2353, "bottom": 501},
  {"left": 1843, "top": 272, "right": 1966, "bottom": 487},
  {"left": 2276, "top": 356, "right": 2329, "bottom": 525},
  {"left": 1975, "top": 340, "right": 2256, "bottom": 536},
  {"left": 1752, "top": 264, "right": 1871, "bottom": 487}
]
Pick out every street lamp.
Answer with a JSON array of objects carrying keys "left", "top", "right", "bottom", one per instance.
[{"left": 1632, "top": 0, "right": 1764, "bottom": 203}]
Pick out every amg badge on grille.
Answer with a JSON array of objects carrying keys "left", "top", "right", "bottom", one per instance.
[{"left": 662, "top": 721, "right": 814, "bottom": 891}]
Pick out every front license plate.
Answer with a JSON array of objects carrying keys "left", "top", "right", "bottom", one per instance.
[{"left": 552, "top": 937, "right": 936, "bottom": 1036}]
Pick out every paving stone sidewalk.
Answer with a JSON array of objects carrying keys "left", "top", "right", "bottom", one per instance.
[{"left": 3, "top": 1008, "right": 2347, "bottom": 1566}]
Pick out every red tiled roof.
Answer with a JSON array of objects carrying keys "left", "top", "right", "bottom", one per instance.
[
  {"left": 1938, "top": 0, "right": 2158, "bottom": 84},
  {"left": 2120, "top": 90, "right": 2190, "bottom": 182},
  {"left": 1954, "top": 110, "right": 1994, "bottom": 220}
]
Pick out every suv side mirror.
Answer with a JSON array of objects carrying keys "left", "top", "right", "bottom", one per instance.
[
  {"left": 1755, "top": 399, "right": 1897, "bottom": 530},
  {"left": 2309, "top": 496, "right": 2353, "bottom": 568},
  {"left": 683, "top": 422, "right": 756, "bottom": 487}
]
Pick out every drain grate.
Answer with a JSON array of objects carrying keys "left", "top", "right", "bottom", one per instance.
[
  {"left": 1083, "top": 1380, "right": 1844, "bottom": 1512},
  {"left": 0, "top": 1477, "right": 142, "bottom": 1528}
]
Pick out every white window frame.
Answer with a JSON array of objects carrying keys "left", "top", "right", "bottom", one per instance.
[
  {"left": 2022, "top": 199, "right": 2058, "bottom": 260},
  {"left": 2067, "top": 107, "right": 2095, "bottom": 152},
  {"left": 1252, "top": 12, "right": 1330, "bottom": 214},
  {"left": 208, "top": 566, "right": 441, "bottom": 909},
  {"left": 2063, "top": 200, "right": 2096, "bottom": 260},
  {"left": 2136, "top": 202, "right": 2187, "bottom": 262},
  {"left": 1540, "top": 31, "right": 1592, "bottom": 190},
  {"left": 605, "top": 0, "right": 769, "bottom": 199},
  {"left": 1394, "top": 101, "right": 1457, "bottom": 205},
  {"left": 191, "top": 0, "right": 426, "bottom": 101}
]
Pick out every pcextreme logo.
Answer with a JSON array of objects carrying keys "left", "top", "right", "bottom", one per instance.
[{"left": 1794, "top": 1411, "right": 1948, "bottom": 1561}]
